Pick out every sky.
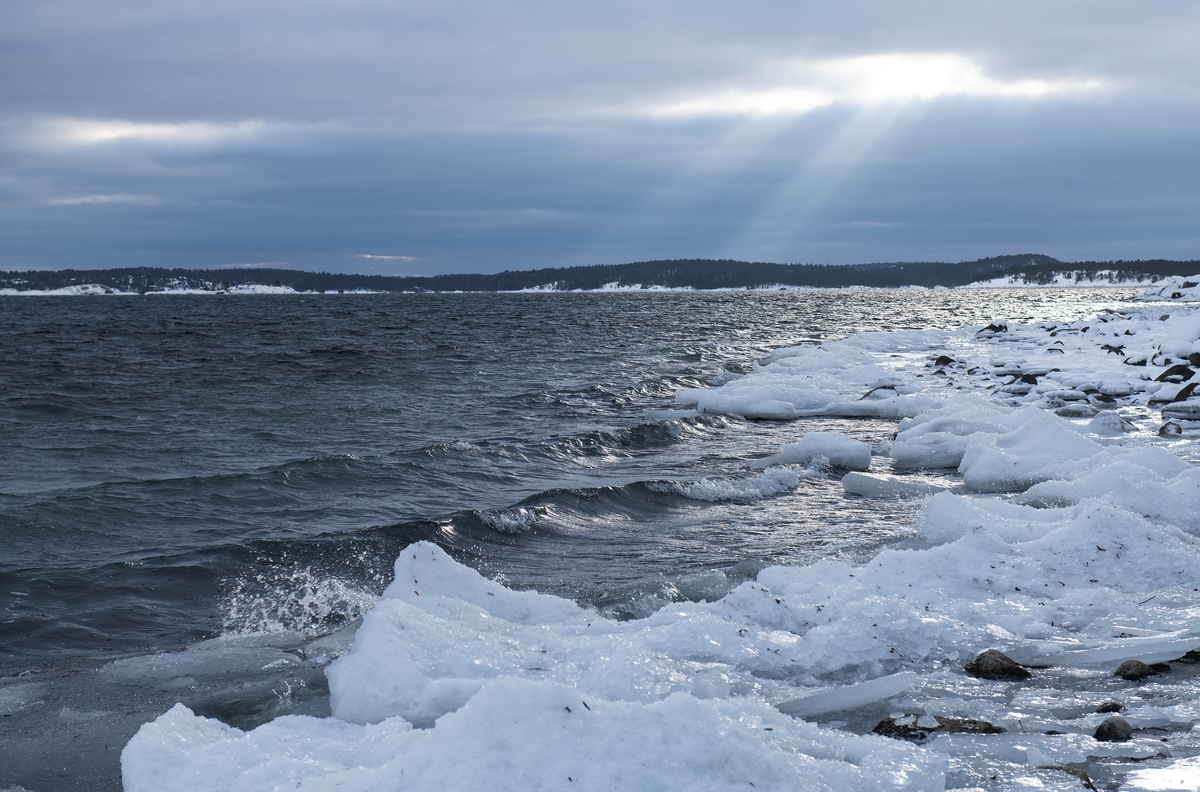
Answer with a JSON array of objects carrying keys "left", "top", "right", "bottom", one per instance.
[{"left": 2, "top": 1, "right": 1198, "bottom": 274}]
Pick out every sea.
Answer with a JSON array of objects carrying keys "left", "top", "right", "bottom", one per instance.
[{"left": 0, "top": 287, "right": 1152, "bottom": 790}]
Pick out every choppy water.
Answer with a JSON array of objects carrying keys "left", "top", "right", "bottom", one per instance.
[{"left": 0, "top": 288, "right": 1142, "bottom": 790}]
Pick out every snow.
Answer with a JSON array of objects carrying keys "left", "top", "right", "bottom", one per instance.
[
  {"left": 124, "top": 684, "right": 943, "bottom": 792},
  {"left": 1136, "top": 274, "right": 1200, "bottom": 303},
  {"left": 0, "top": 283, "right": 385, "bottom": 295},
  {"left": 967, "top": 271, "right": 1159, "bottom": 289},
  {"left": 123, "top": 297, "right": 1200, "bottom": 791}
]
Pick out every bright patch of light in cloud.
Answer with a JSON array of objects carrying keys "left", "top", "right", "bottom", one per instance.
[
  {"left": 46, "top": 194, "right": 159, "bottom": 206},
  {"left": 646, "top": 52, "right": 1107, "bottom": 118},
  {"left": 357, "top": 254, "right": 416, "bottom": 261},
  {"left": 27, "top": 117, "right": 266, "bottom": 148}
]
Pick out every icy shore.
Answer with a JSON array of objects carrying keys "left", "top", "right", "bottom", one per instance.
[{"left": 123, "top": 284, "right": 1200, "bottom": 791}]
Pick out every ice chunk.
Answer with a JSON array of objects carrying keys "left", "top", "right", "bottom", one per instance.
[
  {"left": 777, "top": 672, "right": 918, "bottom": 717},
  {"left": 1044, "top": 635, "right": 1200, "bottom": 668},
  {"left": 759, "top": 432, "right": 872, "bottom": 470},
  {"left": 841, "top": 472, "right": 949, "bottom": 498},
  {"left": 958, "top": 413, "right": 1103, "bottom": 492},
  {"left": 123, "top": 681, "right": 946, "bottom": 792}
]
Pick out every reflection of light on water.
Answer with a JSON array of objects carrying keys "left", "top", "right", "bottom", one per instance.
[{"left": 1124, "top": 756, "right": 1200, "bottom": 792}]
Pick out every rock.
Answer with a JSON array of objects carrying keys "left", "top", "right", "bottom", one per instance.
[
  {"left": 977, "top": 322, "right": 1007, "bottom": 336},
  {"left": 1114, "top": 659, "right": 1158, "bottom": 681},
  {"left": 1057, "top": 403, "right": 1098, "bottom": 418},
  {"left": 934, "top": 355, "right": 955, "bottom": 366},
  {"left": 1036, "top": 765, "right": 1097, "bottom": 791},
  {"left": 1155, "top": 364, "right": 1195, "bottom": 383},
  {"left": 1159, "top": 421, "right": 1183, "bottom": 437},
  {"left": 1176, "top": 650, "right": 1200, "bottom": 663},
  {"left": 1163, "top": 402, "right": 1200, "bottom": 420},
  {"left": 1095, "top": 701, "right": 1123, "bottom": 713},
  {"left": 873, "top": 714, "right": 1005, "bottom": 742},
  {"left": 1087, "top": 412, "right": 1130, "bottom": 434},
  {"left": 859, "top": 385, "right": 897, "bottom": 400},
  {"left": 1019, "top": 373, "right": 1038, "bottom": 385},
  {"left": 1093, "top": 716, "right": 1133, "bottom": 742},
  {"left": 1152, "top": 382, "right": 1198, "bottom": 406},
  {"left": 1190, "top": 352, "right": 1200, "bottom": 367},
  {"left": 1172, "top": 382, "right": 1197, "bottom": 402},
  {"left": 965, "top": 649, "right": 1031, "bottom": 680}
]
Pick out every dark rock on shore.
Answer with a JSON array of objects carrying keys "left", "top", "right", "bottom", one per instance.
[
  {"left": 1155, "top": 364, "right": 1195, "bottom": 383},
  {"left": 873, "top": 714, "right": 1005, "bottom": 742},
  {"left": 1159, "top": 421, "right": 1183, "bottom": 437},
  {"left": 1114, "top": 659, "right": 1159, "bottom": 681},
  {"left": 965, "top": 649, "right": 1031, "bottom": 680},
  {"left": 1093, "top": 716, "right": 1133, "bottom": 742},
  {"left": 1095, "top": 701, "right": 1123, "bottom": 713},
  {"left": 1036, "top": 765, "right": 1097, "bottom": 791}
]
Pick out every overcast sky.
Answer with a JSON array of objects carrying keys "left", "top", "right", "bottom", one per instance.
[{"left": 2, "top": 1, "right": 1198, "bottom": 273}]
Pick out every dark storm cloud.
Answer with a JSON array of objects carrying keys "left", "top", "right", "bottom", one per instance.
[{"left": 2, "top": 1, "right": 1198, "bottom": 271}]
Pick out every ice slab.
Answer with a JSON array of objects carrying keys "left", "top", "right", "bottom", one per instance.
[{"left": 777, "top": 672, "right": 918, "bottom": 717}]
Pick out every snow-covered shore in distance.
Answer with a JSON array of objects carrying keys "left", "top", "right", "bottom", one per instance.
[
  {"left": 0, "top": 284, "right": 385, "bottom": 295},
  {"left": 123, "top": 295, "right": 1200, "bottom": 790},
  {"left": 2, "top": 274, "right": 1189, "bottom": 296},
  {"left": 967, "top": 270, "right": 1163, "bottom": 289},
  {"left": 1135, "top": 274, "right": 1200, "bottom": 303}
]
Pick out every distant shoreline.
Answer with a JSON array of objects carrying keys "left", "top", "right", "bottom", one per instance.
[{"left": 2, "top": 255, "right": 1197, "bottom": 295}]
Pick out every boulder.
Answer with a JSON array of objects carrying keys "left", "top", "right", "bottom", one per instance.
[
  {"left": 1155, "top": 364, "right": 1195, "bottom": 383},
  {"left": 1093, "top": 716, "right": 1133, "bottom": 742},
  {"left": 873, "top": 714, "right": 1005, "bottom": 742},
  {"left": 964, "top": 649, "right": 1031, "bottom": 680},
  {"left": 1159, "top": 421, "right": 1183, "bottom": 437},
  {"left": 1114, "top": 659, "right": 1158, "bottom": 681}
]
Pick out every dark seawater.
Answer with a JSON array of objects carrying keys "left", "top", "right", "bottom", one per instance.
[{"left": 0, "top": 289, "right": 1140, "bottom": 791}]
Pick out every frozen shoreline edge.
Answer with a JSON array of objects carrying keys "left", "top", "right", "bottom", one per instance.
[{"left": 120, "top": 288, "right": 1200, "bottom": 791}]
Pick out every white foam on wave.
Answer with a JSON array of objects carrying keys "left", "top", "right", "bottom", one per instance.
[
  {"left": 475, "top": 506, "right": 541, "bottom": 534},
  {"left": 221, "top": 567, "right": 379, "bottom": 638},
  {"left": 123, "top": 298, "right": 1200, "bottom": 791},
  {"left": 647, "top": 465, "right": 806, "bottom": 502}
]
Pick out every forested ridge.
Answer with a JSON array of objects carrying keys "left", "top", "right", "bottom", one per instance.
[{"left": 4, "top": 254, "right": 1197, "bottom": 293}]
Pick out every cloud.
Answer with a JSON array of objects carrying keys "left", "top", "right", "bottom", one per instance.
[
  {"left": 20, "top": 117, "right": 266, "bottom": 150},
  {"left": 44, "top": 193, "right": 159, "bottom": 205},
  {"left": 642, "top": 53, "right": 1107, "bottom": 119},
  {"left": 1, "top": 1, "right": 1197, "bottom": 272}
]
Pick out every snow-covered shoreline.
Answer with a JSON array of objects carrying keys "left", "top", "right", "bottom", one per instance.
[
  {"left": 0, "top": 284, "right": 385, "bottom": 296},
  {"left": 122, "top": 284, "right": 1200, "bottom": 791},
  {"left": 2, "top": 275, "right": 1191, "bottom": 297}
]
